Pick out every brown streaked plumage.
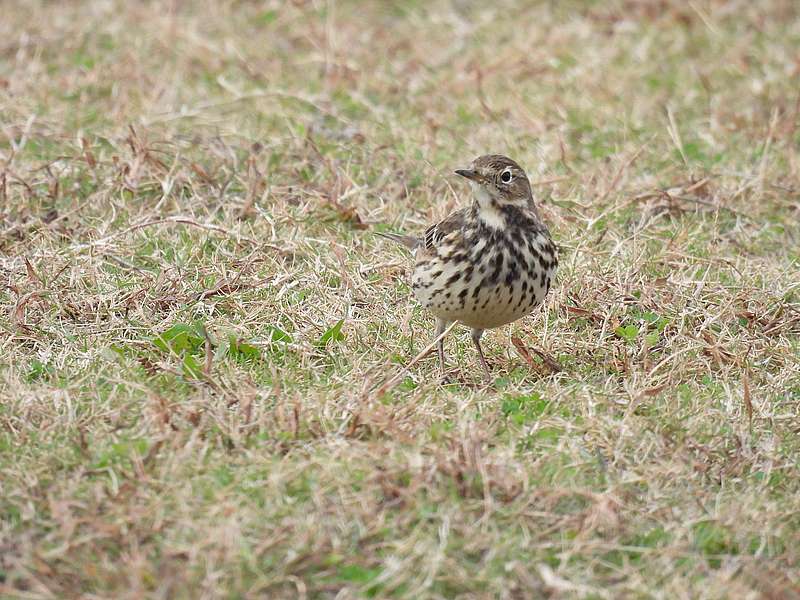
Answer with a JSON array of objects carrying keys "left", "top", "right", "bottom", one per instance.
[{"left": 378, "top": 154, "right": 558, "bottom": 381}]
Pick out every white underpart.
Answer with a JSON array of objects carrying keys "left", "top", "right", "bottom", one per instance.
[
  {"left": 412, "top": 232, "right": 556, "bottom": 330},
  {"left": 471, "top": 182, "right": 505, "bottom": 229}
]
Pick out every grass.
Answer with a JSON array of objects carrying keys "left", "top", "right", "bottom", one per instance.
[{"left": 1, "top": 0, "right": 799, "bottom": 597}]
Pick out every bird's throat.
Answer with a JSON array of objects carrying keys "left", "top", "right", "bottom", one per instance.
[{"left": 472, "top": 185, "right": 506, "bottom": 229}]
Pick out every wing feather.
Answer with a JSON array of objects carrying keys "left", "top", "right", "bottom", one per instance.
[{"left": 422, "top": 208, "right": 466, "bottom": 250}]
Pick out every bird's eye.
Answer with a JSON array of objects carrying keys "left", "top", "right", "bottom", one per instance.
[{"left": 500, "top": 169, "right": 513, "bottom": 184}]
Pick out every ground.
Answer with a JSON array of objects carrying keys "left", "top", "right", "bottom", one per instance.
[{"left": 1, "top": 1, "right": 799, "bottom": 598}]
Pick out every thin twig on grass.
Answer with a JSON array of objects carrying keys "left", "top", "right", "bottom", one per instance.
[
  {"left": 73, "top": 216, "right": 259, "bottom": 250},
  {"left": 374, "top": 321, "right": 458, "bottom": 396}
]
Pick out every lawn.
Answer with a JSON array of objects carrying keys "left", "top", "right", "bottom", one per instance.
[{"left": 1, "top": 1, "right": 799, "bottom": 598}]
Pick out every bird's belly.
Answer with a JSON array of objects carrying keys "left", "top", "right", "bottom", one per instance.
[{"left": 411, "top": 239, "right": 556, "bottom": 329}]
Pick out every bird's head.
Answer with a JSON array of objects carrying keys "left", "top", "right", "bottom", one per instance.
[{"left": 455, "top": 155, "right": 534, "bottom": 210}]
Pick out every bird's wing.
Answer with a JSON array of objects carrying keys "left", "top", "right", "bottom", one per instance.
[
  {"left": 377, "top": 208, "right": 466, "bottom": 254},
  {"left": 421, "top": 208, "right": 466, "bottom": 251}
]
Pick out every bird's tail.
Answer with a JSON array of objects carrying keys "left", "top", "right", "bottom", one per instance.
[{"left": 375, "top": 231, "right": 420, "bottom": 250}]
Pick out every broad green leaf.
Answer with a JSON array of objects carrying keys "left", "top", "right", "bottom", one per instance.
[
  {"left": 614, "top": 324, "right": 639, "bottom": 343},
  {"left": 266, "top": 325, "right": 293, "bottom": 343},
  {"left": 153, "top": 322, "right": 206, "bottom": 354},
  {"left": 337, "top": 564, "right": 381, "bottom": 584},
  {"left": 317, "top": 319, "right": 345, "bottom": 346},
  {"left": 502, "top": 393, "right": 549, "bottom": 425},
  {"left": 228, "top": 336, "right": 262, "bottom": 362},
  {"left": 182, "top": 354, "right": 203, "bottom": 379}
]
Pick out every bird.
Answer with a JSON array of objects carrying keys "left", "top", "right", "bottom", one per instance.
[{"left": 378, "top": 154, "right": 558, "bottom": 381}]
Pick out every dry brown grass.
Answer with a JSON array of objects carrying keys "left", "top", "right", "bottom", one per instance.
[{"left": 1, "top": 0, "right": 800, "bottom": 598}]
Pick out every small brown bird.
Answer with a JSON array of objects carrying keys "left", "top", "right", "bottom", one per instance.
[{"left": 379, "top": 154, "right": 558, "bottom": 381}]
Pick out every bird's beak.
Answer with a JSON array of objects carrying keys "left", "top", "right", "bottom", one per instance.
[{"left": 455, "top": 169, "right": 483, "bottom": 183}]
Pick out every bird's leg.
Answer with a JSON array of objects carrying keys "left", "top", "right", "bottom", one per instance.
[
  {"left": 435, "top": 318, "right": 449, "bottom": 375},
  {"left": 471, "top": 328, "right": 492, "bottom": 382}
]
